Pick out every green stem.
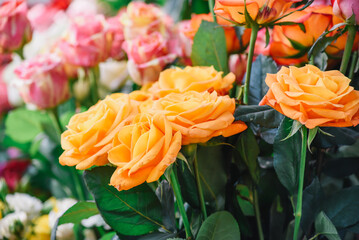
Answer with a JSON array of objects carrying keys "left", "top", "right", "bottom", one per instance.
[
  {"left": 243, "top": 22, "right": 259, "bottom": 104},
  {"left": 88, "top": 67, "right": 100, "bottom": 104},
  {"left": 48, "top": 108, "right": 86, "bottom": 201},
  {"left": 208, "top": 0, "right": 217, "bottom": 23},
  {"left": 193, "top": 153, "right": 207, "bottom": 220},
  {"left": 340, "top": 24, "right": 356, "bottom": 75},
  {"left": 349, "top": 51, "right": 358, "bottom": 79},
  {"left": 253, "top": 187, "right": 264, "bottom": 240},
  {"left": 293, "top": 126, "right": 308, "bottom": 240},
  {"left": 170, "top": 169, "right": 192, "bottom": 239}
]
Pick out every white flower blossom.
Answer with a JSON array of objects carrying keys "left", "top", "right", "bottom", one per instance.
[
  {"left": 49, "top": 198, "right": 77, "bottom": 240},
  {"left": 6, "top": 193, "right": 43, "bottom": 220},
  {"left": 81, "top": 214, "right": 111, "bottom": 230},
  {"left": 0, "top": 212, "right": 27, "bottom": 240}
]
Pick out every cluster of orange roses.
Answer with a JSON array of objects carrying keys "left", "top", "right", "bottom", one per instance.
[{"left": 59, "top": 66, "right": 247, "bottom": 191}]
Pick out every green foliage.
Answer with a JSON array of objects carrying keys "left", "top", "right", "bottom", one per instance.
[
  {"left": 196, "top": 211, "right": 241, "bottom": 240},
  {"left": 314, "top": 212, "right": 340, "bottom": 240},
  {"left": 5, "top": 108, "right": 52, "bottom": 143},
  {"left": 58, "top": 201, "right": 99, "bottom": 225},
  {"left": 191, "top": 21, "right": 229, "bottom": 74},
  {"left": 273, "top": 117, "right": 302, "bottom": 195},
  {"left": 84, "top": 166, "right": 165, "bottom": 236},
  {"left": 234, "top": 105, "right": 283, "bottom": 129}
]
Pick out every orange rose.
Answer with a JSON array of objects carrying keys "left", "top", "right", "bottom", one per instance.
[
  {"left": 148, "top": 91, "right": 247, "bottom": 144},
  {"left": 214, "top": 0, "right": 301, "bottom": 25},
  {"left": 269, "top": 6, "right": 359, "bottom": 65},
  {"left": 183, "top": 13, "right": 251, "bottom": 53},
  {"left": 148, "top": 66, "right": 235, "bottom": 98},
  {"left": 259, "top": 65, "right": 359, "bottom": 129},
  {"left": 108, "top": 113, "right": 182, "bottom": 191},
  {"left": 60, "top": 93, "right": 139, "bottom": 170},
  {"left": 269, "top": 6, "right": 333, "bottom": 65}
]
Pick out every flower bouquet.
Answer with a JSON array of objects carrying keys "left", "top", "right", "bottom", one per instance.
[{"left": 1, "top": 0, "right": 359, "bottom": 240}]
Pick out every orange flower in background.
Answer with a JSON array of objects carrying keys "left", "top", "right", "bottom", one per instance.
[
  {"left": 269, "top": 5, "right": 359, "bottom": 65},
  {"left": 60, "top": 94, "right": 139, "bottom": 170},
  {"left": 148, "top": 66, "right": 235, "bottom": 98},
  {"left": 108, "top": 113, "right": 182, "bottom": 191},
  {"left": 149, "top": 91, "right": 247, "bottom": 144},
  {"left": 214, "top": 0, "right": 301, "bottom": 25},
  {"left": 259, "top": 65, "right": 359, "bottom": 129},
  {"left": 269, "top": 6, "right": 333, "bottom": 65},
  {"left": 183, "top": 13, "right": 251, "bottom": 52}
]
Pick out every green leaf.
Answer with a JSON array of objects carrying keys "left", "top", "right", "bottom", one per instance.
[
  {"left": 275, "top": 22, "right": 306, "bottom": 32},
  {"left": 236, "top": 184, "right": 254, "bottom": 216},
  {"left": 307, "top": 127, "right": 318, "bottom": 151},
  {"left": 196, "top": 211, "right": 241, "bottom": 240},
  {"left": 58, "top": 201, "right": 99, "bottom": 225},
  {"left": 323, "top": 186, "right": 359, "bottom": 229},
  {"left": 191, "top": 21, "right": 229, "bottom": 73},
  {"left": 100, "top": 232, "right": 116, "bottom": 240},
  {"left": 314, "top": 212, "right": 340, "bottom": 240},
  {"left": 308, "top": 22, "right": 346, "bottom": 60},
  {"left": 246, "top": 55, "right": 277, "bottom": 105},
  {"left": 84, "top": 166, "right": 165, "bottom": 236},
  {"left": 301, "top": 178, "right": 325, "bottom": 233},
  {"left": 273, "top": 117, "right": 302, "bottom": 195},
  {"left": 234, "top": 105, "right": 283, "bottom": 129},
  {"left": 235, "top": 128, "right": 260, "bottom": 184},
  {"left": 155, "top": 180, "right": 176, "bottom": 232},
  {"left": 5, "top": 108, "right": 52, "bottom": 143},
  {"left": 312, "top": 51, "right": 328, "bottom": 71},
  {"left": 323, "top": 157, "right": 359, "bottom": 178},
  {"left": 192, "top": 0, "right": 210, "bottom": 14},
  {"left": 281, "top": 120, "right": 302, "bottom": 142}
]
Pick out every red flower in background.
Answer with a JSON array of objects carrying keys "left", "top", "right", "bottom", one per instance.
[{"left": 0, "top": 159, "right": 30, "bottom": 191}]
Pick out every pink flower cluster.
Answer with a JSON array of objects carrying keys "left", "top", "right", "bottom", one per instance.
[{"left": 119, "top": 2, "right": 178, "bottom": 85}]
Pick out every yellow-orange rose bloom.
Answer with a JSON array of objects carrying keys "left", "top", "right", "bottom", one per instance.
[
  {"left": 149, "top": 91, "right": 247, "bottom": 144},
  {"left": 259, "top": 65, "right": 359, "bottom": 129},
  {"left": 214, "top": 0, "right": 301, "bottom": 25},
  {"left": 108, "top": 113, "right": 182, "bottom": 191},
  {"left": 148, "top": 66, "right": 235, "bottom": 98},
  {"left": 60, "top": 93, "right": 139, "bottom": 170}
]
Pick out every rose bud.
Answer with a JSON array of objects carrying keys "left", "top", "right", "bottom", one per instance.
[
  {"left": 332, "top": 0, "right": 359, "bottom": 24},
  {"left": 0, "top": 0, "right": 32, "bottom": 53},
  {"left": 14, "top": 54, "right": 69, "bottom": 109}
]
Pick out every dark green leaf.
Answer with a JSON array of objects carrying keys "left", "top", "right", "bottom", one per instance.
[
  {"left": 323, "top": 157, "right": 359, "bottom": 178},
  {"left": 155, "top": 180, "right": 176, "bottom": 232},
  {"left": 5, "top": 108, "right": 52, "bottom": 143},
  {"left": 235, "top": 184, "right": 254, "bottom": 216},
  {"left": 246, "top": 55, "right": 277, "bottom": 105},
  {"left": 313, "top": 127, "right": 358, "bottom": 148},
  {"left": 273, "top": 117, "right": 302, "bottom": 194},
  {"left": 315, "top": 211, "right": 340, "bottom": 240},
  {"left": 191, "top": 21, "right": 229, "bottom": 73},
  {"left": 313, "top": 51, "right": 328, "bottom": 71},
  {"left": 281, "top": 120, "right": 302, "bottom": 142},
  {"left": 234, "top": 105, "right": 283, "bottom": 129},
  {"left": 192, "top": 0, "right": 210, "bottom": 14},
  {"left": 301, "top": 178, "right": 325, "bottom": 233},
  {"left": 196, "top": 211, "right": 241, "bottom": 240},
  {"left": 58, "top": 201, "right": 99, "bottom": 225},
  {"left": 275, "top": 22, "right": 306, "bottom": 32},
  {"left": 235, "top": 128, "right": 260, "bottom": 183},
  {"left": 323, "top": 186, "right": 359, "bottom": 229},
  {"left": 84, "top": 166, "right": 165, "bottom": 236}
]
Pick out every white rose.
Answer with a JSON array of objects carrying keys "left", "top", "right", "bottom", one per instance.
[{"left": 0, "top": 212, "right": 27, "bottom": 240}]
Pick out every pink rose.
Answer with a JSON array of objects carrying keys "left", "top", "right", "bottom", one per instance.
[
  {"left": 107, "top": 11, "right": 126, "bottom": 60},
  {"left": 120, "top": 2, "right": 171, "bottom": 40},
  {"left": 58, "top": 14, "right": 110, "bottom": 67},
  {"left": 332, "top": 0, "right": 359, "bottom": 24},
  {"left": 15, "top": 54, "right": 69, "bottom": 109},
  {"left": 0, "top": 0, "right": 32, "bottom": 53},
  {"left": 176, "top": 20, "right": 193, "bottom": 59},
  {"left": 123, "top": 32, "right": 177, "bottom": 85}
]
